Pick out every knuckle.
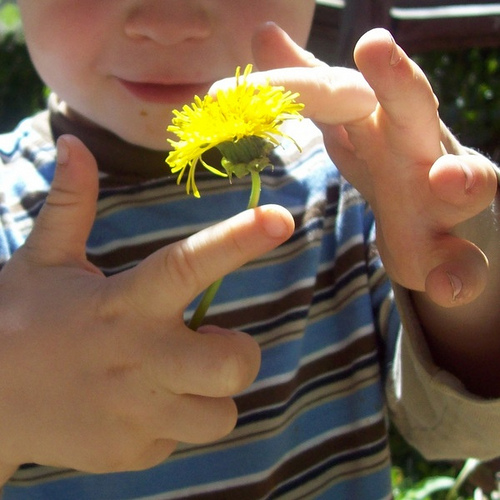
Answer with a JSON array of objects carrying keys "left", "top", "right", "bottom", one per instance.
[
  {"left": 225, "top": 229, "right": 248, "bottom": 260},
  {"left": 45, "top": 182, "right": 80, "bottom": 208},
  {"left": 216, "top": 347, "right": 256, "bottom": 395},
  {"left": 163, "top": 240, "right": 202, "bottom": 291}
]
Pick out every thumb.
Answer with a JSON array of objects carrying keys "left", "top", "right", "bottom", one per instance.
[{"left": 24, "top": 134, "right": 99, "bottom": 266}]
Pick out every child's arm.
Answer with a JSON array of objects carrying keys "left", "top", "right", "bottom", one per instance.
[
  {"left": 249, "top": 25, "right": 500, "bottom": 397},
  {"left": 0, "top": 135, "right": 294, "bottom": 482}
]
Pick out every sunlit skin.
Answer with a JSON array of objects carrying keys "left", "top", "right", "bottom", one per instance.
[
  {"left": 0, "top": 0, "right": 498, "bottom": 488},
  {"left": 17, "top": 0, "right": 316, "bottom": 151},
  {"left": 245, "top": 25, "right": 500, "bottom": 396}
]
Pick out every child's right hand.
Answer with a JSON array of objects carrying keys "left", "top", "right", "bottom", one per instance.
[{"left": 0, "top": 135, "right": 294, "bottom": 478}]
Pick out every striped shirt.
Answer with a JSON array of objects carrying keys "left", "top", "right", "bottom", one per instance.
[{"left": 1, "top": 106, "right": 497, "bottom": 500}]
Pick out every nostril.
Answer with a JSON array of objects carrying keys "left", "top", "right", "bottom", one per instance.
[{"left": 124, "top": 4, "right": 212, "bottom": 45}]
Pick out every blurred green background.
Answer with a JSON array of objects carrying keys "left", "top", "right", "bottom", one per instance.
[
  {"left": 415, "top": 47, "right": 500, "bottom": 162},
  {"left": 2, "top": 2, "right": 500, "bottom": 498},
  {"left": 0, "top": 2, "right": 46, "bottom": 133}
]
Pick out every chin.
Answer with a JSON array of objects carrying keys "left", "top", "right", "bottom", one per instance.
[
  {"left": 128, "top": 134, "right": 171, "bottom": 152},
  {"left": 114, "top": 123, "right": 172, "bottom": 151}
]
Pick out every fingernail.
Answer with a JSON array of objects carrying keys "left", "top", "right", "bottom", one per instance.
[
  {"left": 446, "top": 272, "right": 463, "bottom": 301},
  {"left": 56, "top": 137, "right": 69, "bottom": 166},
  {"left": 262, "top": 21, "right": 280, "bottom": 31},
  {"left": 198, "top": 325, "right": 238, "bottom": 337},
  {"left": 262, "top": 210, "right": 290, "bottom": 238},
  {"left": 389, "top": 35, "right": 402, "bottom": 66},
  {"left": 460, "top": 161, "right": 475, "bottom": 192}
]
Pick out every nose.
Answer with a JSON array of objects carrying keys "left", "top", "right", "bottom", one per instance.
[{"left": 124, "top": 1, "right": 212, "bottom": 45}]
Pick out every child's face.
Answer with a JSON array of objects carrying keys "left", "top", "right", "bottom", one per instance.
[{"left": 18, "top": 0, "right": 316, "bottom": 150}]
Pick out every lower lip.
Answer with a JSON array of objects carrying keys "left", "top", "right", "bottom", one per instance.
[{"left": 119, "top": 80, "right": 210, "bottom": 105}]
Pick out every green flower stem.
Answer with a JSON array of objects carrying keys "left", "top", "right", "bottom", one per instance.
[
  {"left": 247, "top": 169, "right": 261, "bottom": 210},
  {"left": 188, "top": 169, "right": 262, "bottom": 330},
  {"left": 188, "top": 278, "right": 223, "bottom": 331}
]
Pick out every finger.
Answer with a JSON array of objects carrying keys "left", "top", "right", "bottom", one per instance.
[
  {"left": 353, "top": 28, "right": 442, "bottom": 161},
  {"left": 210, "top": 65, "right": 376, "bottom": 126},
  {"left": 114, "top": 383, "right": 240, "bottom": 445},
  {"left": 429, "top": 154, "right": 498, "bottom": 224},
  {"left": 121, "top": 204, "right": 294, "bottom": 316},
  {"left": 119, "top": 439, "right": 178, "bottom": 473},
  {"left": 210, "top": 24, "right": 376, "bottom": 126},
  {"left": 250, "top": 23, "right": 376, "bottom": 124},
  {"left": 23, "top": 135, "right": 99, "bottom": 266},
  {"left": 151, "top": 394, "right": 239, "bottom": 444},
  {"left": 425, "top": 236, "right": 489, "bottom": 307},
  {"left": 85, "top": 438, "right": 177, "bottom": 474},
  {"left": 149, "top": 325, "right": 261, "bottom": 398},
  {"left": 252, "top": 22, "right": 327, "bottom": 70}
]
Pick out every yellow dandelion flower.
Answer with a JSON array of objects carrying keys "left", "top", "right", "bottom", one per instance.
[{"left": 166, "top": 64, "right": 304, "bottom": 198}]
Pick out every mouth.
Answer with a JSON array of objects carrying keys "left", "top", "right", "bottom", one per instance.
[{"left": 118, "top": 79, "right": 212, "bottom": 105}]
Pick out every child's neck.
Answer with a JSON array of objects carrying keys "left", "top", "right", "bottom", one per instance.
[{"left": 49, "top": 94, "right": 170, "bottom": 182}]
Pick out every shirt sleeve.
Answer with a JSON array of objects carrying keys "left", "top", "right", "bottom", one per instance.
[
  {"left": 386, "top": 128, "right": 500, "bottom": 461},
  {"left": 386, "top": 284, "right": 500, "bottom": 461}
]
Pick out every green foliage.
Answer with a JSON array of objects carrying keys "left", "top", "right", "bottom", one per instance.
[
  {"left": 390, "top": 426, "right": 495, "bottom": 500},
  {"left": 392, "top": 472, "right": 455, "bottom": 500},
  {"left": 414, "top": 48, "right": 500, "bottom": 160},
  {"left": 0, "top": 2, "right": 21, "bottom": 31},
  {"left": 0, "top": 3, "right": 46, "bottom": 132},
  {"left": 390, "top": 426, "right": 459, "bottom": 500}
]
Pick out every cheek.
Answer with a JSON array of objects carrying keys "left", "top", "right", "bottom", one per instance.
[
  {"left": 27, "top": 40, "right": 92, "bottom": 98},
  {"left": 26, "top": 40, "right": 104, "bottom": 102},
  {"left": 21, "top": 2, "right": 109, "bottom": 88}
]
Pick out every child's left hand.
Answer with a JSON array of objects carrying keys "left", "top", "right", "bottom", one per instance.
[
  {"left": 241, "top": 24, "right": 500, "bottom": 395},
  {"left": 242, "top": 24, "right": 499, "bottom": 309}
]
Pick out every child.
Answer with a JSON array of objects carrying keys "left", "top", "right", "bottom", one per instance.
[{"left": 0, "top": 1, "right": 499, "bottom": 498}]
